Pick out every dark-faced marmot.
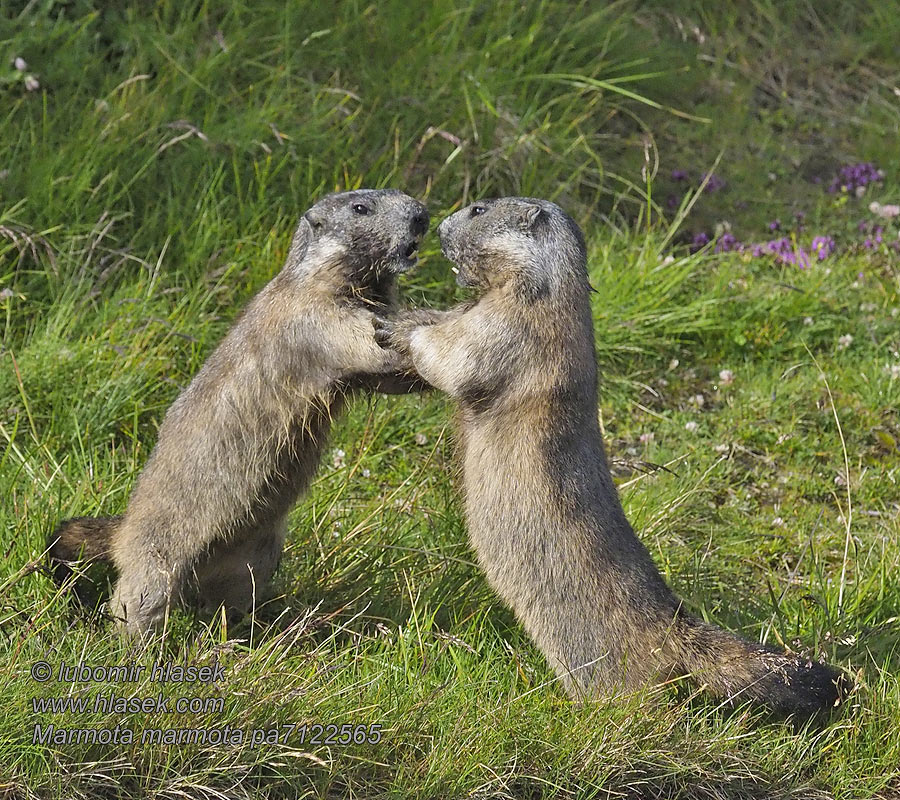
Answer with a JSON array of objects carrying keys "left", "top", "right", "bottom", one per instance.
[
  {"left": 49, "top": 189, "right": 430, "bottom": 635},
  {"left": 376, "top": 196, "right": 847, "bottom": 716}
]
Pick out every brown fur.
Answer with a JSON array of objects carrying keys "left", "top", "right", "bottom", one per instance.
[
  {"left": 377, "top": 196, "right": 849, "bottom": 717},
  {"left": 48, "top": 189, "right": 430, "bottom": 635}
]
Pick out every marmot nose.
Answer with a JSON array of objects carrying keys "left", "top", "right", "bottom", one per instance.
[{"left": 410, "top": 212, "right": 429, "bottom": 237}]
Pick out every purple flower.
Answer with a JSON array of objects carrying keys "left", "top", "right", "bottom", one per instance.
[
  {"left": 811, "top": 236, "right": 835, "bottom": 260},
  {"left": 690, "top": 232, "right": 710, "bottom": 252},
  {"left": 714, "top": 232, "right": 742, "bottom": 253},
  {"left": 671, "top": 169, "right": 690, "bottom": 182},
  {"left": 828, "top": 162, "right": 884, "bottom": 194},
  {"left": 751, "top": 237, "right": 812, "bottom": 268},
  {"left": 701, "top": 172, "right": 726, "bottom": 192},
  {"left": 666, "top": 194, "right": 680, "bottom": 210},
  {"left": 768, "top": 219, "right": 781, "bottom": 232}
]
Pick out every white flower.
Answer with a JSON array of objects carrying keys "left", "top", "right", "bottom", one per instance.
[
  {"left": 885, "top": 364, "right": 900, "bottom": 380},
  {"left": 869, "top": 201, "right": 900, "bottom": 219},
  {"left": 684, "top": 421, "right": 699, "bottom": 433},
  {"left": 772, "top": 517, "right": 785, "bottom": 527},
  {"left": 361, "top": 468, "right": 371, "bottom": 478},
  {"left": 14, "top": 57, "right": 27, "bottom": 71},
  {"left": 803, "top": 316, "right": 814, "bottom": 326},
  {"left": 689, "top": 393, "right": 705, "bottom": 408},
  {"left": 24, "top": 75, "right": 40, "bottom": 92},
  {"left": 837, "top": 334, "right": 853, "bottom": 351},
  {"left": 332, "top": 448, "right": 345, "bottom": 467},
  {"left": 639, "top": 432, "right": 654, "bottom": 444},
  {"left": 834, "top": 473, "right": 847, "bottom": 487},
  {"left": 414, "top": 433, "right": 428, "bottom": 446},
  {"left": 714, "top": 443, "right": 729, "bottom": 454},
  {"left": 668, "top": 358, "right": 679, "bottom": 371},
  {"left": 0, "top": 288, "right": 13, "bottom": 300},
  {"left": 718, "top": 369, "right": 734, "bottom": 386}
]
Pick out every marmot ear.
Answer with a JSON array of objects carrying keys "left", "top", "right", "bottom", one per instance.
[
  {"left": 303, "top": 207, "right": 326, "bottom": 231},
  {"left": 517, "top": 203, "right": 543, "bottom": 231},
  {"left": 287, "top": 215, "right": 313, "bottom": 264}
]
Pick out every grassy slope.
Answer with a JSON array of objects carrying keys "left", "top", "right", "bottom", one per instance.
[{"left": 1, "top": 1, "right": 899, "bottom": 797}]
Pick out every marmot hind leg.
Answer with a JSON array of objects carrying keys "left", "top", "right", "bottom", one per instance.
[{"left": 193, "top": 518, "right": 288, "bottom": 620}]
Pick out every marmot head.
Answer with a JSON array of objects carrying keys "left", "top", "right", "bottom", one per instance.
[
  {"left": 436, "top": 197, "right": 588, "bottom": 301},
  {"left": 289, "top": 189, "right": 429, "bottom": 278}
]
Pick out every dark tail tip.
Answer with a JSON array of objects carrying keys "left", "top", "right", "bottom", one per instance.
[
  {"left": 746, "top": 651, "right": 853, "bottom": 720},
  {"left": 46, "top": 516, "right": 121, "bottom": 608}
]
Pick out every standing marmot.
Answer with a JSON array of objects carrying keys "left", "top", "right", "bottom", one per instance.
[
  {"left": 376, "top": 196, "right": 847, "bottom": 716},
  {"left": 49, "top": 189, "right": 430, "bottom": 635}
]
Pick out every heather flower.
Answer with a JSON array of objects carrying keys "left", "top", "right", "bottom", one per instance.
[
  {"left": 768, "top": 219, "right": 781, "bottom": 232},
  {"left": 837, "top": 334, "right": 853, "bottom": 350},
  {"left": 639, "top": 432, "right": 654, "bottom": 444},
  {"left": 811, "top": 236, "right": 835, "bottom": 260},
  {"left": 14, "top": 57, "right": 26, "bottom": 71},
  {"left": 671, "top": 169, "right": 689, "bottom": 181}
]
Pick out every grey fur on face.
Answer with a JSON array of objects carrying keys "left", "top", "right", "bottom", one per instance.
[
  {"left": 293, "top": 189, "right": 429, "bottom": 280},
  {"left": 437, "top": 196, "right": 588, "bottom": 300}
]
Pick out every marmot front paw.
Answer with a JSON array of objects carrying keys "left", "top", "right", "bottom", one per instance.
[{"left": 372, "top": 315, "right": 397, "bottom": 350}]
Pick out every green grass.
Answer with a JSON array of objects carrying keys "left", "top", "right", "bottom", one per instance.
[{"left": 2, "top": 1, "right": 899, "bottom": 797}]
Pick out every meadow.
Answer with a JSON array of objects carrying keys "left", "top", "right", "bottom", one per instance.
[{"left": 1, "top": 1, "right": 899, "bottom": 797}]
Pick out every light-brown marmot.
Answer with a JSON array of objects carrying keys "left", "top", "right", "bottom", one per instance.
[
  {"left": 49, "top": 189, "right": 430, "bottom": 635},
  {"left": 376, "top": 196, "right": 847, "bottom": 716}
]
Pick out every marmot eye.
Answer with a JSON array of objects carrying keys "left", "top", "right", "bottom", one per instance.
[
  {"left": 351, "top": 203, "right": 371, "bottom": 216},
  {"left": 470, "top": 206, "right": 487, "bottom": 217}
]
